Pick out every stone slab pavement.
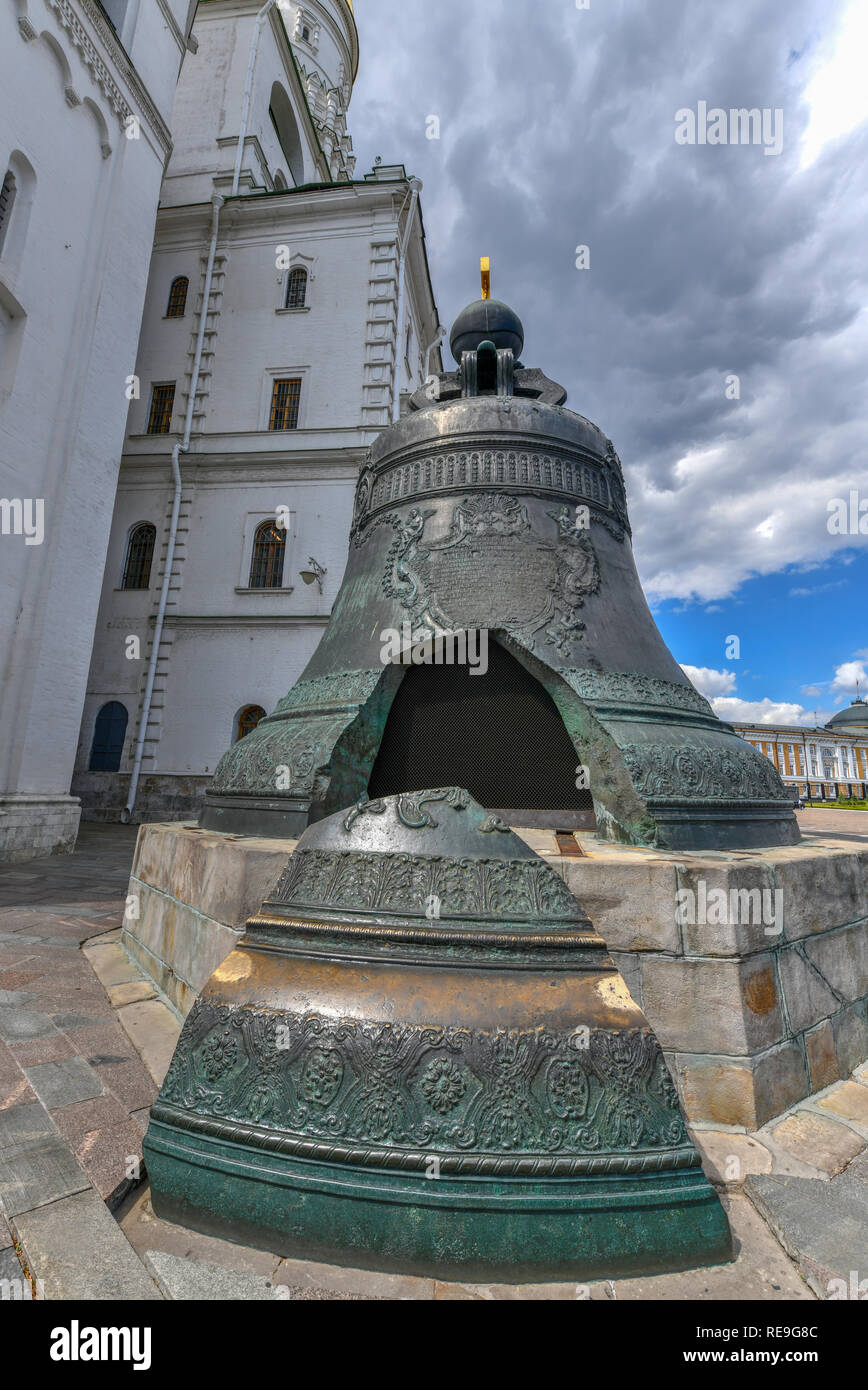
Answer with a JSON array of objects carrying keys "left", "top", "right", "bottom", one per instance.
[{"left": 1, "top": 824, "right": 867, "bottom": 1300}]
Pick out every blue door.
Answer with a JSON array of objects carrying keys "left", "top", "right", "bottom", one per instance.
[{"left": 89, "top": 702, "right": 128, "bottom": 772}]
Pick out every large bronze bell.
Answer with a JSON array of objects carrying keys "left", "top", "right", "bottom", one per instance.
[
  {"left": 199, "top": 295, "right": 798, "bottom": 851},
  {"left": 145, "top": 789, "right": 731, "bottom": 1279}
]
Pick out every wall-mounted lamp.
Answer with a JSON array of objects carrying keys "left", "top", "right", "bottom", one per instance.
[{"left": 299, "top": 557, "right": 327, "bottom": 594}]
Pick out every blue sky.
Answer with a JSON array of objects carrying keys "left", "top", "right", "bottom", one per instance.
[{"left": 350, "top": 0, "right": 868, "bottom": 725}]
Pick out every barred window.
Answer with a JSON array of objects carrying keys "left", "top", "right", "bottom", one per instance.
[
  {"left": 122, "top": 522, "right": 156, "bottom": 589},
  {"left": 0, "top": 170, "right": 16, "bottom": 256},
  {"left": 269, "top": 377, "right": 301, "bottom": 431},
  {"left": 147, "top": 383, "right": 175, "bottom": 434},
  {"left": 249, "top": 519, "right": 286, "bottom": 588},
  {"left": 236, "top": 705, "right": 266, "bottom": 741},
  {"left": 166, "top": 276, "right": 188, "bottom": 318},
  {"left": 285, "top": 267, "right": 307, "bottom": 308}
]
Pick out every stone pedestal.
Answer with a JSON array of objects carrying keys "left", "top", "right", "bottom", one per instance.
[{"left": 122, "top": 821, "right": 868, "bottom": 1125}]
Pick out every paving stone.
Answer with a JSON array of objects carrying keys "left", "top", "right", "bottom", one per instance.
[
  {"left": 0, "top": 1074, "right": 36, "bottom": 1111},
  {"left": 0, "top": 1136, "right": 89, "bottom": 1216},
  {"left": 50, "top": 1093, "right": 130, "bottom": 1143},
  {"left": 116, "top": 999, "right": 181, "bottom": 1085},
  {"left": 131, "top": 1107, "right": 151, "bottom": 1135},
  {"left": 83, "top": 942, "right": 144, "bottom": 990},
  {"left": 7, "top": 1033, "right": 76, "bottom": 1067},
  {"left": 49, "top": 1012, "right": 113, "bottom": 1032},
  {"left": 746, "top": 1172, "right": 868, "bottom": 1298},
  {"left": 0, "top": 1245, "right": 32, "bottom": 1299},
  {"left": 0, "top": 990, "right": 38, "bottom": 1007},
  {"left": 768, "top": 1110, "right": 864, "bottom": 1176},
  {"left": 0, "top": 1209, "right": 12, "bottom": 1250},
  {"left": 0, "top": 967, "right": 43, "bottom": 990},
  {"left": 691, "top": 1130, "right": 773, "bottom": 1189},
  {"left": 844, "top": 1151, "right": 868, "bottom": 1181},
  {"left": 817, "top": 1080, "right": 868, "bottom": 1127},
  {"left": 12, "top": 1187, "right": 161, "bottom": 1300},
  {"left": 92, "top": 1055, "right": 157, "bottom": 1113},
  {"left": 108, "top": 980, "right": 156, "bottom": 1008},
  {"left": 0, "top": 1100, "right": 54, "bottom": 1150},
  {"left": 144, "top": 1250, "right": 290, "bottom": 1300},
  {"left": 73, "top": 1121, "right": 146, "bottom": 1203},
  {"left": 24, "top": 1057, "right": 104, "bottom": 1110},
  {"left": 0, "top": 1008, "right": 59, "bottom": 1042}
]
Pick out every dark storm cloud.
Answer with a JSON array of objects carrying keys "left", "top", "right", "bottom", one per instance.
[{"left": 351, "top": 0, "right": 868, "bottom": 602}]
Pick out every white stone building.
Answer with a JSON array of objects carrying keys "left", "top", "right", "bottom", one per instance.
[
  {"left": 0, "top": 0, "right": 199, "bottom": 861},
  {"left": 73, "top": 0, "right": 443, "bottom": 823}
]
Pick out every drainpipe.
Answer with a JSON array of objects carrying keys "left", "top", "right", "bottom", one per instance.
[
  {"left": 122, "top": 193, "right": 224, "bottom": 822},
  {"left": 391, "top": 177, "right": 422, "bottom": 422},
  {"left": 423, "top": 324, "right": 446, "bottom": 380},
  {"left": 232, "top": 0, "right": 277, "bottom": 196}
]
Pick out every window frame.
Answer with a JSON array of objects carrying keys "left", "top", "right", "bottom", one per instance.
[
  {"left": 147, "top": 381, "right": 176, "bottom": 435},
  {"left": 267, "top": 375, "right": 303, "bottom": 432},
  {"left": 165, "top": 275, "right": 189, "bottom": 319},
  {"left": 248, "top": 517, "right": 287, "bottom": 590},
  {"left": 120, "top": 521, "right": 157, "bottom": 590},
  {"left": 236, "top": 704, "right": 267, "bottom": 742},
  {"left": 0, "top": 170, "right": 17, "bottom": 258},
  {"left": 284, "top": 266, "right": 308, "bottom": 310}
]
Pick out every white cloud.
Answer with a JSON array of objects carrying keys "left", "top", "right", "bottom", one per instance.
[
  {"left": 680, "top": 664, "right": 737, "bottom": 698},
  {"left": 711, "top": 697, "right": 827, "bottom": 725},
  {"left": 801, "top": 1, "right": 868, "bottom": 168},
  {"left": 831, "top": 659, "right": 868, "bottom": 694}
]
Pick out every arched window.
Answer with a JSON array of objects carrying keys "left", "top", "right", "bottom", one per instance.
[
  {"left": 0, "top": 170, "right": 17, "bottom": 257},
  {"left": 285, "top": 267, "right": 307, "bottom": 309},
  {"left": 269, "top": 83, "right": 304, "bottom": 186},
  {"left": 89, "top": 702, "right": 128, "bottom": 772},
  {"left": 122, "top": 522, "right": 156, "bottom": 589},
  {"left": 166, "top": 276, "right": 188, "bottom": 318},
  {"left": 236, "top": 705, "right": 266, "bottom": 742},
  {"left": 249, "top": 519, "right": 286, "bottom": 588}
]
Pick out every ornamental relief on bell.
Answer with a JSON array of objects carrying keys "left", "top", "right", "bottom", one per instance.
[
  {"left": 380, "top": 493, "right": 600, "bottom": 653},
  {"left": 159, "top": 1000, "right": 689, "bottom": 1162}
]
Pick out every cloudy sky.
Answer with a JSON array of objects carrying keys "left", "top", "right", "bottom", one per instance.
[{"left": 350, "top": 0, "right": 868, "bottom": 726}]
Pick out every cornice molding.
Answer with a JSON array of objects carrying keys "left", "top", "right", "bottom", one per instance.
[{"left": 46, "top": 0, "right": 173, "bottom": 156}]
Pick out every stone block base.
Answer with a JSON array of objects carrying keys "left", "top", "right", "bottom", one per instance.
[
  {"left": 123, "top": 820, "right": 868, "bottom": 1123},
  {"left": 122, "top": 823, "right": 295, "bottom": 1017},
  {"left": 0, "top": 794, "right": 81, "bottom": 863}
]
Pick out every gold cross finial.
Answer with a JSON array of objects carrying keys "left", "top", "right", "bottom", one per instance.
[{"left": 480, "top": 256, "right": 490, "bottom": 300}]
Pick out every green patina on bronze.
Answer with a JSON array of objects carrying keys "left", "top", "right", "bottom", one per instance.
[
  {"left": 146, "top": 790, "right": 732, "bottom": 1279},
  {"left": 198, "top": 297, "right": 798, "bottom": 851}
]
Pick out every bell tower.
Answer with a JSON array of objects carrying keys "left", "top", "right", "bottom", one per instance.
[{"left": 282, "top": 0, "right": 359, "bottom": 178}]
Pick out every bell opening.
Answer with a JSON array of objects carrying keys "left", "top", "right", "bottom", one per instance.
[{"left": 366, "top": 634, "right": 595, "bottom": 829}]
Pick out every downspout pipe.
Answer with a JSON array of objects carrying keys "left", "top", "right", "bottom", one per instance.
[
  {"left": 391, "top": 178, "right": 422, "bottom": 423},
  {"left": 423, "top": 324, "right": 446, "bottom": 380},
  {"left": 122, "top": 193, "right": 224, "bottom": 822},
  {"left": 232, "top": 0, "right": 277, "bottom": 197}
]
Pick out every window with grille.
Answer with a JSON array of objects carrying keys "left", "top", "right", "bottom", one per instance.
[
  {"left": 166, "top": 276, "right": 188, "bottom": 317},
  {"left": 0, "top": 171, "right": 16, "bottom": 256},
  {"left": 269, "top": 377, "right": 301, "bottom": 430},
  {"left": 122, "top": 522, "right": 156, "bottom": 589},
  {"left": 285, "top": 267, "right": 307, "bottom": 308},
  {"left": 249, "top": 519, "right": 286, "bottom": 588},
  {"left": 147, "top": 383, "right": 175, "bottom": 434},
  {"left": 236, "top": 705, "right": 266, "bottom": 741}
]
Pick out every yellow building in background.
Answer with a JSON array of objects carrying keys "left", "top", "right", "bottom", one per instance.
[{"left": 734, "top": 697, "right": 868, "bottom": 801}]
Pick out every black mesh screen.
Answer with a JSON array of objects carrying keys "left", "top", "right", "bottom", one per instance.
[{"left": 367, "top": 638, "right": 593, "bottom": 813}]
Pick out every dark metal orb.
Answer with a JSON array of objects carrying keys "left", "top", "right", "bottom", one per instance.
[{"left": 450, "top": 298, "right": 524, "bottom": 362}]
